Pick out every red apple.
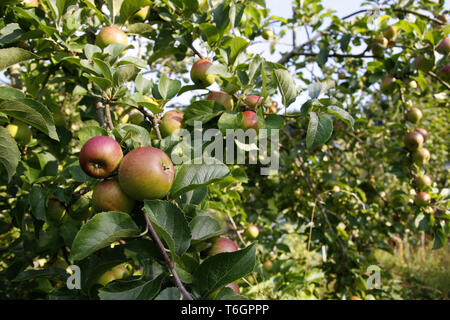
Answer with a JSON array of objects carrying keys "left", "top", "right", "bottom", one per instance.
[
  {"left": 439, "top": 65, "right": 450, "bottom": 81},
  {"left": 95, "top": 26, "right": 128, "bottom": 49},
  {"left": 92, "top": 180, "right": 135, "bottom": 213},
  {"left": 240, "top": 111, "right": 260, "bottom": 131},
  {"left": 403, "top": 131, "right": 424, "bottom": 151},
  {"left": 414, "top": 192, "right": 431, "bottom": 206},
  {"left": 414, "top": 128, "right": 429, "bottom": 142},
  {"left": 243, "top": 95, "right": 263, "bottom": 109},
  {"left": 405, "top": 108, "right": 422, "bottom": 124},
  {"left": 207, "top": 91, "right": 234, "bottom": 111},
  {"left": 208, "top": 237, "right": 238, "bottom": 256},
  {"left": 436, "top": 37, "right": 450, "bottom": 54},
  {"left": 225, "top": 282, "right": 240, "bottom": 294},
  {"left": 412, "top": 148, "right": 430, "bottom": 165},
  {"left": 159, "top": 110, "right": 183, "bottom": 138},
  {"left": 415, "top": 174, "right": 432, "bottom": 189},
  {"left": 118, "top": 147, "right": 175, "bottom": 201},
  {"left": 245, "top": 225, "right": 259, "bottom": 239},
  {"left": 79, "top": 136, "right": 123, "bottom": 178},
  {"left": 190, "top": 59, "right": 215, "bottom": 86}
]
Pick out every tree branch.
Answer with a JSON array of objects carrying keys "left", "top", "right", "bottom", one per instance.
[
  {"left": 104, "top": 102, "right": 115, "bottom": 130},
  {"left": 427, "top": 71, "right": 450, "bottom": 90},
  {"left": 96, "top": 99, "right": 106, "bottom": 128}
]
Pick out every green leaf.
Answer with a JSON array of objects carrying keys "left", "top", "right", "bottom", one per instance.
[
  {"left": 192, "top": 243, "right": 257, "bottom": 298},
  {"left": 70, "top": 212, "right": 141, "bottom": 261},
  {"left": 0, "top": 47, "right": 38, "bottom": 71},
  {"left": 143, "top": 200, "right": 191, "bottom": 257},
  {"left": 29, "top": 185, "right": 47, "bottom": 221},
  {"left": 156, "top": 74, "right": 181, "bottom": 100},
  {"left": 0, "top": 98, "right": 59, "bottom": 141},
  {"left": 327, "top": 106, "right": 354, "bottom": 128},
  {"left": 93, "top": 58, "right": 113, "bottom": 81},
  {"left": 78, "top": 125, "right": 107, "bottom": 145},
  {"left": 154, "top": 287, "right": 182, "bottom": 300},
  {"left": 113, "top": 65, "right": 139, "bottom": 86},
  {"left": 306, "top": 112, "right": 333, "bottom": 151},
  {"left": 98, "top": 275, "right": 164, "bottom": 300},
  {"left": 135, "top": 73, "right": 152, "bottom": 94},
  {"left": 224, "top": 36, "right": 249, "bottom": 66},
  {"left": 189, "top": 216, "right": 222, "bottom": 241},
  {"left": 273, "top": 69, "right": 297, "bottom": 107},
  {"left": 0, "top": 86, "right": 26, "bottom": 100},
  {"left": 264, "top": 114, "right": 285, "bottom": 129},
  {"left": 217, "top": 111, "right": 239, "bottom": 133},
  {"left": 0, "top": 127, "right": 20, "bottom": 182},
  {"left": 119, "top": 0, "right": 151, "bottom": 24},
  {"left": 14, "top": 268, "right": 69, "bottom": 282},
  {"left": 115, "top": 123, "right": 151, "bottom": 149},
  {"left": 169, "top": 160, "right": 230, "bottom": 198},
  {"left": 184, "top": 101, "right": 225, "bottom": 126}
]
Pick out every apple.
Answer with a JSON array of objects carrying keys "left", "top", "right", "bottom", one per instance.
[
  {"left": 159, "top": 110, "right": 183, "bottom": 138},
  {"left": 262, "top": 29, "right": 273, "bottom": 40},
  {"left": 95, "top": 26, "right": 128, "bottom": 49},
  {"left": 225, "top": 282, "right": 240, "bottom": 295},
  {"left": 332, "top": 185, "right": 341, "bottom": 192},
  {"left": 190, "top": 59, "right": 215, "bottom": 86},
  {"left": 120, "top": 109, "right": 145, "bottom": 124},
  {"left": 351, "top": 296, "right": 362, "bottom": 300},
  {"left": 22, "top": 0, "right": 39, "bottom": 8},
  {"left": 407, "top": 80, "right": 417, "bottom": 89},
  {"left": 439, "top": 65, "right": 450, "bottom": 81},
  {"left": 118, "top": 147, "right": 175, "bottom": 201},
  {"left": 208, "top": 237, "right": 238, "bottom": 256},
  {"left": 380, "top": 75, "right": 395, "bottom": 94},
  {"left": 434, "top": 14, "right": 449, "bottom": 28},
  {"left": 245, "top": 225, "right": 259, "bottom": 239},
  {"left": 263, "top": 260, "right": 273, "bottom": 272},
  {"left": 133, "top": 5, "right": 150, "bottom": 21},
  {"left": 79, "top": 136, "right": 123, "bottom": 178},
  {"left": 268, "top": 101, "right": 278, "bottom": 113},
  {"left": 207, "top": 91, "right": 234, "bottom": 111},
  {"left": 243, "top": 95, "right": 263, "bottom": 109},
  {"left": 240, "top": 111, "right": 260, "bottom": 131},
  {"left": 414, "top": 128, "right": 429, "bottom": 142},
  {"left": 383, "top": 26, "right": 397, "bottom": 39},
  {"left": 405, "top": 108, "right": 422, "bottom": 124},
  {"left": 403, "top": 131, "right": 424, "bottom": 151},
  {"left": 436, "top": 37, "right": 450, "bottom": 54},
  {"left": 46, "top": 199, "right": 66, "bottom": 222},
  {"left": 373, "top": 35, "right": 388, "bottom": 48},
  {"left": 414, "top": 192, "right": 431, "bottom": 207},
  {"left": 97, "top": 271, "right": 116, "bottom": 286},
  {"left": 111, "top": 264, "right": 129, "bottom": 279},
  {"left": 415, "top": 174, "right": 432, "bottom": 189},
  {"left": 92, "top": 180, "right": 135, "bottom": 214},
  {"left": 7, "top": 121, "right": 32, "bottom": 144},
  {"left": 412, "top": 148, "right": 430, "bottom": 166},
  {"left": 415, "top": 54, "right": 434, "bottom": 72},
  {"left": 338, "top": 71, "right": 346, "bottom": 79}
]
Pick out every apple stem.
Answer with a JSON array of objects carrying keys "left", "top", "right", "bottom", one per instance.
[{"left": 143, "top": 213, "right": 193, "bottom": 300}]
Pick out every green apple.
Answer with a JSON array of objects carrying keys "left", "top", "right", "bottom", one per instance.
[
  {"left": 403, "top": 131, "right": 424, "bottom": 151},
  {"left": 262, "top": 29, "right": 274, "bottom": 40},
  {"left": 159, "top": 110, "right": 183, "bottom": 138},
  {"left": 95, "top": 26, "right": 128, "bottom": 49},
  {"left": 245, "top": 225, "right": 259, "bottom": 239},
  {"left": 412, "top": 148, "right": 430, "bottom": 165},
  {"left": 46, "top": 199, "right": 66, "bottom": 222},
  {"left": 405, "top": 108, "right": 422, "bottom": 124},
  {"left": 190, "top": 59, "right": 215, "bottom": 86},
  {"left": 7, "top": 121, "right": 32, "bottom": 144}
]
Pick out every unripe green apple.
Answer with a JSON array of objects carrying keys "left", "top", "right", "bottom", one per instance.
[
  {"left": 414, "top": 128, "right": 429, "bottom": 142},
  {"left": 190, "top": 59, "right": 215, "bottom": 86},
  {"left": 263, "top": 260, "right": 273, "bottom": 272},
  {"left": 207, "top": 91, "right": 234, "bottom": 111},
  {"left": 118, "top": 147, "right": 175, "bottom": 201},
  {"left": 415, "top": 54, "right": 434, "bottom": 72},
  {"left": 92, "top": 180, "right": 135, "bottom": 213},
  {"left": 46, "top": 199, "right": 66, "bottom": 222},
  {"left": 95, "top": 26, "right": 128, "bottom": 49},
  {"left": 245, "top": 225, "right": 259, "bottom": 239},
  {"left": 225, "top": 282, "right": 240, "bottom": 295},
  {"left": 373, "top": 35, "right": 388, "bottom": 48},
  {"left": 7, "top": 121, "right": 32, "bottom": 144},
  {"left": 97, "top": 271, "right": 116, "bottom": 286},
  {"left": 414, "top": 192, "right": 431, "bottom": 206},
  {"left": 383, "top": 26, "right": 397, "bottom": 39},
  {"left": 159, "top": 110, "right": 183, "bottom": 138},
  {"left": 436, "top": 37, "right": 450, "bottom": 54},
  {"left": 262, "top": 29, "right": 273, "bottom": 40},
  {"left": 240, "top": 111, "right": 260, "bottom": 131},
  {"left": 22, "top": 0, "right": 39, "bottom": 8},
  {"left": 208, "top": 237, "right": 238, "bottom": 256},
  {"left": 79, "top": 136, "right": 123, "bottom": 179},
  {"left": 380, "top": 75, "right": 396, "bottom": 94},
  {"left": 405, "top": 108, "right": 423, "bottom": 124},
  {"left": 120, "top": 109, "right": 145, "bottom": 124},
  {"left": 415, "top": 174, "right": 432, "bottom": 189},
  {"left": 111, "top": 264, "right": 129, "bottom": 279},
  {"left": 133, "top": 5, "right": 150, "bottom": 21},
  {"left": 412, "top": 148, "right": 430, "bottom": 166},
  {"left": 407, "top": 80, "right": 417, "bottom": 89},
  {"left": 404, "top": 131, "right": 424, "bottom": 151}
]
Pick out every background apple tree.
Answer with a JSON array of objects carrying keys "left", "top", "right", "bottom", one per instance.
[{"left": 0, "top": 0, "right": 448, "bottom": 300}]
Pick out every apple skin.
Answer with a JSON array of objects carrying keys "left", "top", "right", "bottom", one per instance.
[
  {"left": 243, "top": 95, "right": 263, "bottom": 109},
  {"left": 407, "top": 80, "right": 417, "bottom": 89},
  {"left": 405, "top": 108, "right": 423, "bottom": 124},
  {"left": 159, "top": 110, "right": 183, "bottom": 138},
  {"left": 92, "top": 180, "right": 135, "bottom": 214},
  {"left": 118, "top": 147, "right": 175, "bottom": 201},
  {"left": 380, "top": 75, "right": 395, "bottom": 94},
  {"left": 383, "top": 26, "right": 397, "bottom": 39},
  {"left": 46, "top": 199, "right": 66, "bottom": 222},
  {"left": 436, "top": 37, "right": 450, "bottom": 54},
  {"left": 268, "top": 101, "right": 278, "bottom": 113},
  {"left": 263, "top": 260, "right": 273, "bottom": 272},
  {"left": 208, "top": 237, "right": 238, "bottom": 256},
  {"left": 415, "top": 54, "right": 434, "bottom": 72},
  {"left": 190, "top": 59, "right": 215, "bottom": 86},
  {"left": 262, "top": 29, "right": 273, "bottom": 40},
  {"left": 414, "top": 128, "right": 429, "bottom": 142},
  {"left": 207, "top": 91, "right": 234, "bottom": 111},
  {"left": 120, "top": 109, "right": 145, "bottom": 125},
  {"left": 404, "top": 131, "right": 424, "bottom": 151},
  {"left": 338, "top": 71, "right": 346, "bottom": 79},
  {"left": 95, "top": 26, "right": 128, "bottom": 49},
  {"left": 133, "top": 5, "right": 150, "bottom": 21},
  {"left": 7, "top": 121, "right": 32, "bottom": 144},
  {"left": 245, "top": 225, "right": 259, "bottom": 239},
  {"left": 225, "top": 282, "right": 240, "bottom": 295},
  {"left": 351, "top": 296, "right": 362, "bottom": 300},
  {"left": 412, "top": 148, "right": 430, "bottom": 166},
  {"left": 373, "top": 35, "right": 388, "bottom": 48},
  {"left": 414, "top": 192, "right": 431, "bottom": 207},
  {"left": 240, "top": 111, "right": 260, "bottom": 131},
  {"left": 111, "top": 264, "right": 129, "bottom": 279},
  {"left": 439, "top": 65, "right": 450, "bottom": 81},
  {"left": 415, "top": 174, "right": 432, "bottom": 189},
  {"left": 79, "top": 136, "right": 123, "bottom": 179},
  {"left": 22, "top": 0, "right": 39, "bottom": 8},
  {"left": 97, "top": 271, "right": 116, "bottom": 286}
]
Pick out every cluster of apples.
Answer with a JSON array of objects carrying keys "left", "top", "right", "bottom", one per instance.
[
  {"left": 370, "top": 25, "right": 397, "bottom": 57},
  {"left": 402, "top": 108, "right": 433, "bottom": 207}
]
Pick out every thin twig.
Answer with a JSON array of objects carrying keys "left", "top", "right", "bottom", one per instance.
[
  {"left": 427, "top": 71, "right": 450, "bottom": 90},
  {"left": 226, "top": 211, "right": 246, "bottom": 246},
  {"left": 151, "top": 114, "right": 162, "bottom": 140},
  {"left": 143, "top": 213, "right": 193, "bottom": 300}
]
